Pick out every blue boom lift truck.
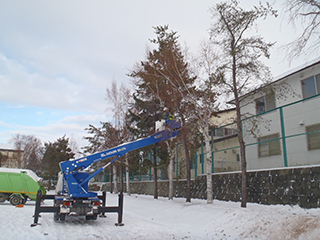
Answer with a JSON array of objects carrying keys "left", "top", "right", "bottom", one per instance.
[{"left": 31, "top": 119, "right": 180, "bottom": 226}]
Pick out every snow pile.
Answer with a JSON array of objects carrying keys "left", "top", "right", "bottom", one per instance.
[{"left": 1, "top": 192, "right": 320, "bottom": 240}]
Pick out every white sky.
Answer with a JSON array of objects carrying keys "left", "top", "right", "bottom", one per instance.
[{"left": 0, "top": 0, "right": 312, "bottom": 150}]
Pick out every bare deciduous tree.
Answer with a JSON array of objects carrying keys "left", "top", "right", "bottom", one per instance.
[
  {"left": 283, "top": 0, "right": 320, "bottom": 60},
  {"left": 0, "top": 152, "right": 8, "bottom": 167},
  {"left": 106, "top": 80, "right": 132, "bottom": 194},
  {"left": 10, "top": 134, "right": 43, "bottom": 173},
  {"left": 209, "top": 0, "right": 277, "bottom": 207}
]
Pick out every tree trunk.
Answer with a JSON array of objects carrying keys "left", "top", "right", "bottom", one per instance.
[
  {"left": 110, "top": 169, "right": 113, "bottom": 193},
  {"left": 48, "top": 178, "right": 52, "bottom": 191},
  {"left": 125, "top": 155, "right": 130, "bottom": 195},
  {"left": 113, "top": 165, "right": 118, "bottom": 194},
  {"left": 204, "top": 125, "right": 213, "bottom": 204},
  {"left": 236, "top": 106, "right": 247, "bottom": 208},
  {"left": 183, "top": 132, "right": 191, "bottom": 203},
  {"left": 167, "top": 142, "right": 175, "bottom": 200},
  {"left": 120, "top": 162, "right": 124, "bottom": 193},
  {"left": 232, "top": 49, "right": 247, "bottom": 208},
  {"left": 153, "top": 147, "right": 158, "bottom": 199},
  {"left": 168, "top": 158, "right": 174, "bottom": 200}
]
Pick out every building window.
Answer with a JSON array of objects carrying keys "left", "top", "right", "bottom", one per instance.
[
  {"left": 215, "top": 128, "right": 224, "bottom": 137},
  {"left": 214, "top": 128, "right": 237, "bottom": 138},
  {"left": 301, "top": 74, "right": 320, "bottom": 99},
  {"left": 224, "top": 128, "right": 236, "bottom": 136},
  {"left": 306, "top": 123, "right": 320, "bottom": 150},
  {"left": 256, "top": 97, "right": 265, "bottom": 114},
  {"left": 255, "top": 93, "right": 276, "bottom": 115},
  {"left": 258, "top": 133, "right": 281, "bottom": 157}
]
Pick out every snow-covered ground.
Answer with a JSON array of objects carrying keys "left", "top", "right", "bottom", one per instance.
[{"left": 1, "top": 191, "right": 320, "bottom": 240}]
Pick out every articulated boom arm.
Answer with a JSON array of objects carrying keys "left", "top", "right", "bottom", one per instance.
[{"left": 59, "top": 120, "right": 181, "bottom": 198}]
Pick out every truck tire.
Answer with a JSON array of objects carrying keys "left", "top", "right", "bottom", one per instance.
[
  {"left": 54, "top": 213, "right": 60, "bottom": 222},
  {"left": 54, "top": 213, "right": 66, "bottom": 221},
  {"left": 86, "top": 214, "right": 98, "bottom": 220},
  {"left": 59, "top": 214, "right": 66, "bottom": 221},
  {"left": 9, "top": 194, "right": 23, "bottom": 206},
  {"left": 0, "top": 193, "right": 8, "bottom": 202}
]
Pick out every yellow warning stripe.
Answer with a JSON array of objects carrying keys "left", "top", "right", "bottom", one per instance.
[{"left": 0, "top": 190, "right": 37, "bottom": 195}]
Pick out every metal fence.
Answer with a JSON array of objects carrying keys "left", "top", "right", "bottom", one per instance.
[
  {"left": 100, "top": 94, "right": 320, "bottom": 182},
  {"left": 195, "top": 93, "right": 320, "bottom": 177}
]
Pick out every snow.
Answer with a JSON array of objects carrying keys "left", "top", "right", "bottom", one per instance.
[{"left": 1, "top": 191, "right": 320, "bottom": 240}]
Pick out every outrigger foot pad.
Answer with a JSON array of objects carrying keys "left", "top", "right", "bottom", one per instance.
[{"left": 31, "top": 223, "right": 41, "bottom": 227}]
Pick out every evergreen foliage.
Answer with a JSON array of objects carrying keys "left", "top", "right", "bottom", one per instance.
[
  {"left": 42, "top": 136, "right": 75, "bottom": 185},
  {"left": 128, "top": 25, "right": 198, "bottom": 200}
]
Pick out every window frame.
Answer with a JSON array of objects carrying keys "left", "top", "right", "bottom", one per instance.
[
  {"left": 306, "top": 123, "right": 320, "bottom": 151},
  {"left": 256, "top": 96, "right": 266, "bottom": 114},
  {"left": 258, "top": 133, "right": 281, "bottom": 158},
  {"left": 215, "top": 128, "right": 224, "bottom": 137},
  {"left": 255, "top": 93, "right": 276, "bottom": 115},
  {"left": 301, "top": 74, "right": 320, "bottom": 99}
]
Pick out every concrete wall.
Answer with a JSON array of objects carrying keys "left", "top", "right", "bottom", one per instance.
[{"left": 99, "top": 165, "right": 320, "bottom": 209}]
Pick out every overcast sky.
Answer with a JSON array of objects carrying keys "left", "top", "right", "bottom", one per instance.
[{"left": 0, "top": 0, "right": 310, "bottom": 151}]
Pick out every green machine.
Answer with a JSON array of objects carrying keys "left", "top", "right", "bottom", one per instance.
[{"left": 0, "top": 167, "right": 46, "bottom": 206}]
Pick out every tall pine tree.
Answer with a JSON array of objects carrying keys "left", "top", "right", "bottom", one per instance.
[
  {"left": 128, "top": 25, "right": 196, "bottom": 201},
  {"left": 42, "top": 136, "right": 75, "bottom": 190}
]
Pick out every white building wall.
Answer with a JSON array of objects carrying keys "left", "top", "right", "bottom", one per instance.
[
  {"left": 283, "top": 97, "right": 320, "bottom": 166},
  {"left": 240, "top": 61, "right": 320, "bottom": 170},
  {"left": 243, "top": 110, "right": 284, "bottom": 170}
]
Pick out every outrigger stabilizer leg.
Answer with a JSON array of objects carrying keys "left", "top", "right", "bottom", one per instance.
[
  {"left": 31, "top": 190, "right": 124, "bottom": 227},
  {"left": 31, "top": 190, "right": 42, "bottom": 227},
  {"left": 98, "top": 191, "right": 124, "bottom": 226},
  {"left": 31, "top": 190, "right": 59, "bottom": 227}
]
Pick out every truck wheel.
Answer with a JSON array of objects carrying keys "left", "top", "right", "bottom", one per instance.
[
  {"left": 86, "top": 214, "right": 97, "bottom": 220},
  {"left": 59, "top": 214, "right": 66, "bottom": 221},
  {"left": 0, "top": 193, "right": 8, "bottom": 202},
  {"left": 54, "top": 213, "right": 60, "bottom": 222},
  {"left": 22, "top": 195, "right": 27, "bottom": 204},
  {"left": 9, "top": 195, "right": 23, "bottom": 206}
]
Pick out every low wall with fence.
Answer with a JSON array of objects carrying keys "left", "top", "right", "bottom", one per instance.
[{"left": 98, "top": 165, "right": 320, "bottom": 209}]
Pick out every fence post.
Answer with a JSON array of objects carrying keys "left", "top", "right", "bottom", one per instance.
[
  {"left": 279, "top": 107, "right": 288, "bottom": 167},
  {"left": 149, "top": 151, "right": 153, "bottom": 181},
  {"left": 194, "top": 149, "right": 198, "bottom": 178},
  {"left": 176, "top": 144, "right": 179, "bottom": 179},
  {"left": 201, "top": 138, "right": 204, "bottom": 174}
]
